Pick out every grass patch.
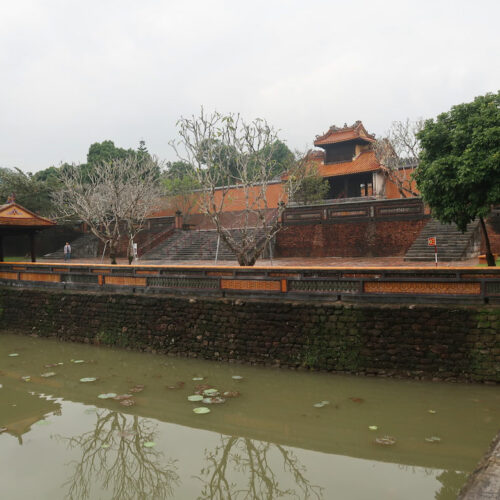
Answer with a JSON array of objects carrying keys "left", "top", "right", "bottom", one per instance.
[{"left": 3, "top": 256, "right": 30, "bottom": 262}]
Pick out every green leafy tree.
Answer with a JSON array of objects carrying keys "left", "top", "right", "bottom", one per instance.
[
  {"left": 416, "top": 92, "right": 500, "bottom": 266},
  {"left": 0, "top": 167, "right": 59, "bottom": 216}
]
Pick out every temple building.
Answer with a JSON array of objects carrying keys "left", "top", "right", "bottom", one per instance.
[{"left": 312, "top": 121, "right": 383, "bottom": 199}]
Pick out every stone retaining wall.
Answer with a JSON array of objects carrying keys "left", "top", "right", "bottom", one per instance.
[{"left": 0, "top": 287, "right": 498, "bottom": 382}]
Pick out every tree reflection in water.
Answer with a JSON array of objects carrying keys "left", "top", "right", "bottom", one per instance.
[
  {"left": 195, "top": 435, "right": 323, "bottom": 500},
  {"left": 56, "top": 410, "right": 179, "bottom": 500}
]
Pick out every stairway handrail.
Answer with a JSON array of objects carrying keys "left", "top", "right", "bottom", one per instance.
[{"left": 138, "top": 224, "right": 175, "bottom": 257}]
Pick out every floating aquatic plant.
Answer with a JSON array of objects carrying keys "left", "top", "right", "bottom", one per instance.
[
  {"left": 72, "top": 360, "right": 85, "bottom": 364},
  {"left": 428, "top": 410, "right": 437, "bottom": 414},
  {"left": 21, "top": 376, "right": 31, "bottom": 382},
  {"left": 222, "top": 391, "right": 240, "bottom": 398},
  {"left": 425, "top": 436, "right": 441, "bottom": 443},
  {"left": 188, "top": 395, "right": 204, "bottom": 402},
  {"left": 80, "top": 377, "right": 97, "bottom": 383},
  {"left": 98, "top": 393, "right": 118, "bottom": 400},
  {"left": 375, "top": 436, "right": 396, "bottom": 446},
  {"left": 120, "top": 399, "right": 135, "bottom": 407},
  {"left": 203, "top": 388, "right": 219, "bottom": 397},
  {"left": 368, "top": 426, "right": 378, "bottom": 431},
  {"left": 113, "top": 394, "right": 133, "bottom": 401},
  {"left": 143, "top": 442, "right": 156, "bottom": 448},
  {"left": 192, "top": 377, "right": 204, "bottom": 381},
  {"left": 202, "top": 397, "right": 226, "bottom": 404},
  {"left": 8, "top": 353, "right": 19, "bottom": 357},
  {"left": 231, "top": 375, "right": 243, "bottom": 380},
  {"left": 313, "top": 400, "right": 330, "bottom": 408},
  {"left": 40, "top": 372, "right": 56, "bottom": 378},
  {"left": 193, "top": 407, "right": 210, "bottom": 414},
  {"left": 129, "top": 385, "right": 144, "bottom": 393}
]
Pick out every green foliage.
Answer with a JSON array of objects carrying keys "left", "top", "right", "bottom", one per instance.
[
  {"left": 415, "top": 92, "right": 500, "bottom": 231},
  {"left": 0, "top": 167, "right": 59, "bottom": 215},
  {"left": 292, "top": 172, "right": 329, "bottom": 205}
]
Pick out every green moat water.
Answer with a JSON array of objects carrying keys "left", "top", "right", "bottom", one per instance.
[{"left": 0, "top": 333, "right": 499, "bottom": 500}]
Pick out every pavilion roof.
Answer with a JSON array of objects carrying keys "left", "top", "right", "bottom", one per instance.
[
  {"left": 0, "top": 202, "right": 56, "bottom": 227},
  {"left": 314, "top": 121, "right": 376, "bottom": 147},
  {"left": 318, "top": 150, "right": 380, "bottom": 177}
]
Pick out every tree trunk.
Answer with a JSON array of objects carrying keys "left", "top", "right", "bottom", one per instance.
[
  {"left": 109, "top": 240, "right": 117, "bottom": 265},
  {"left": 479, "top": 216, "right": 496, "bottom": 267}
]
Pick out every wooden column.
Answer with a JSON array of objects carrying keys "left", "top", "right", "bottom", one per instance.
[{"left": 29, "top": 231, "right": 36, "bottom": 262}]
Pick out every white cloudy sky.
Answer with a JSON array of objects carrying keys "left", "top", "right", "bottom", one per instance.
[{"left": 1, "top": 0, "right": 498, "bottom": 172}]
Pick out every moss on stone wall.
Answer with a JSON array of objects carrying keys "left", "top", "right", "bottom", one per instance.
[{"left": 0, "top": 287, "right": 498, "bottom": 382}]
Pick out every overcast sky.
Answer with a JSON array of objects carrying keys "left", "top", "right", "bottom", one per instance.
[{"left": 1, "top": 0, "right": 498, "bottom": 172}]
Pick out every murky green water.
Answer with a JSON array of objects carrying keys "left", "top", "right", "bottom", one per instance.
[{"left": 0, "top": 333, "right": 499, "bottom": 500}]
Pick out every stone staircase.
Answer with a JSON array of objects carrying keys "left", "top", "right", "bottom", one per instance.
[
  {"left": 404, "top": 218, "right": 480, "bottom": 262},
  {"left": 43, "top": 233, "right": 100, "bottom": 260},
  {"left": 141, "top": 229, "right": 269, "bottom": 261}
]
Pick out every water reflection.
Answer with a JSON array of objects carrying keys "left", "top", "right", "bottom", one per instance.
[
  {"left": 56, "top": 410, "right": 180, "bottom": 500},
  {"left": 195, "top": 435, "right": 324, "bottom": 500},
  {"left": 435, "top": 470, "right": 468, "bottom": 500}
]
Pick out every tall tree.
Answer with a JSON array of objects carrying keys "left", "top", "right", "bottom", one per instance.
[
  {"left": 372, "top": 118, "right": 423, "bottom": 198},
  {"left": 54, "top": 155, "right": 162, "bottom": 264},
  {"left": 415, "top": 92, "right": 500, "bottom": 266},
  {"left": 171, "top": 109, "right": 306, "bottom": 266}
]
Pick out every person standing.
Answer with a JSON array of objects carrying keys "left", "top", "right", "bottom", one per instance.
[{"left": 63, "top": 242, "right": 71, "bottom": 262}]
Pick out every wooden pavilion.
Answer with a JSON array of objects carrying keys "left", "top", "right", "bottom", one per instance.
[{"left": 0, "top": 197, "right": 56, "bottom": 262}]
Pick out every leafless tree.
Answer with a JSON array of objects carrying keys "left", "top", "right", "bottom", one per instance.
[
  {"left": 54, "top": 156, "right": 162, "bottom": 264},
  {"left": 373, "top": 118, "right": 423, "bottom": 198},
  {"left": 171, "top": 109, "right": 305, "bottom": 266},
  {"left": 195, "top": 435, "right": 323, "bottom": 500}
]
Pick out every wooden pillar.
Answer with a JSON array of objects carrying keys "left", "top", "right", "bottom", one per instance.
[
  {"left": 29, "top": 231, "right": 36, "bottom": 262},
  {"left": 0, "top": 233, "right": 3, "bottom": 262}
]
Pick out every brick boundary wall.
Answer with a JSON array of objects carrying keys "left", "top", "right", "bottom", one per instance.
[{"left": 0, "top": 287, "right": 498, "bottom": 383}]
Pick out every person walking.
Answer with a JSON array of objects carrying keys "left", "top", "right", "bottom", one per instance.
[{"left": 63, "top": 242, "right": 71, "bottom": 262}]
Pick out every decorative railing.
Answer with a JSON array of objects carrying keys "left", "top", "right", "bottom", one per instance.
[
  {"left": 0, "top": 262, "right": 499, "bottom": 304},
  {"left": 283, "top": 197, "right": 427, "bottom": 225}
]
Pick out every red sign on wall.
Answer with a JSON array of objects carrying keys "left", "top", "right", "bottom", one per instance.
[{"left": 427, "top": 237, "right": 437, "bottom": 247}]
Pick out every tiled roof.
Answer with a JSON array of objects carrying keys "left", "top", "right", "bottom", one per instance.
[
  {"left": 314, "top": 121, "right": 375, "bottom": 147},
  {"left": 0, "top": 203, "right": 55, "bottom": 227},
  {"left": 318, "top": 151, "right": 380, "bottom": 177}
]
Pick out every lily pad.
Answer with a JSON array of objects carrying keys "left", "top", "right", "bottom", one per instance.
[
  {"left": 203, "top": 388, "right": 220, "bottom": 397},
  {"left": 113, "top": 394, "right": 133, "bottom": 400},
  {"left": 375, "top": 436, "right": 396, "bottom": 446},
  {"left": 129, "top": 385, "right": 144, "bottom": 393},
  {"left": 313, "top": 401, "right": 330, "bottom": 408},
  {"left": 231, "top": 375, "right": 243, "bottom": 380},
  {"left": 120, "top": 399, "right": 135, "bottom": 407},
  {"left": 193, "top": 407, "right": 210, "bottom": 414},
  {"left": 428, "top": 410, "right": 437, "bottom": 414},
  {"left": 223, "top": 391, "right": 240, "bottom": 398},
  {"left": 192, "top": 377, "right": 204, "bottom": 381},
  {"left": 425, "top": 436, "right": 442, "bottom": 443},
  {"left": 21, "top": 376, "right": 31, "bottom": 382},
  {"left": 368, "top": 426, "right": 378, "bottom": 431},
  {"left": 188, "top": 395, "right": 204, "bottom": 402},
  {"left": 8, "top": 353, "right": 19, "bottom": 357},
  {"left": 72, "top": 360, "right": 85, "bottom": 364},
  {"left": 80, "top": 377, "right": 97, "bottom": 383},
  {"left": 98, "top": 393, "right": 118, "bottom": 400},
  {"left": 40, "top": 372, "right": 56, "bottom": 378},
  {"left": 143, "top": 441, "right": 156, "bottom": 448},
  {"left": 203, "top": 397, "right": 226, "bottom": 404}
]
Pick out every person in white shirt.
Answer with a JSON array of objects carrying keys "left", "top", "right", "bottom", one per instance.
[{"left": 63, "top": 242, "right": 71, "bottom": 262}]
